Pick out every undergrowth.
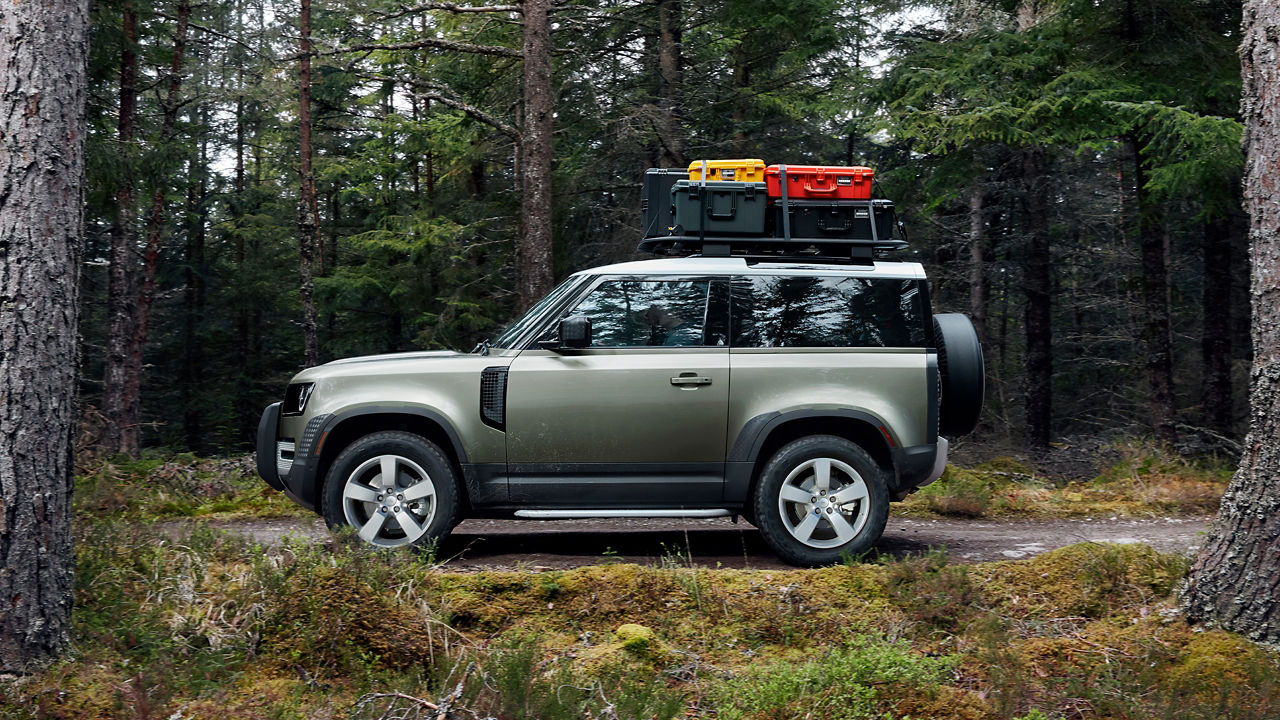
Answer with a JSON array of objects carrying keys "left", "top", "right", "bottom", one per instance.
[
  {"left": 1, "top": 452, "right": 1270, "bottom": 719},
  {"left": 901, "top": 439, "right": 1234, "bottom": 519},
  {"left": 74, "top": 451, "right": 307, "bottom": 520},
  {"left": 2, "top": 514, "right": 1276, "bottom": 720}
]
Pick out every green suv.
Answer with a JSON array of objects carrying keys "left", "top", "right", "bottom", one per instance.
[{"left": 256, "top": 255, "right": 983, "bottom": 566}]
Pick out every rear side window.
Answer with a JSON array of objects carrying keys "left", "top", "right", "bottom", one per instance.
[{"left": 731, "top": 276, "right": 929, "bottom": 348}]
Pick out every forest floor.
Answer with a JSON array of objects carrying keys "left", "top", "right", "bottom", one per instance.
[
  {"left": 178, "top": 513, "right": 1211, "bottom": 570},
  {"left": 7, "top": 443, "right": 1268, "bottom": 720}
]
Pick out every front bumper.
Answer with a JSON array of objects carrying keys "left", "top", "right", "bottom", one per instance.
[
  {"left": 255, "top": 403, "right": 330, "bottom": 512},
  {"left": 255, "top": 403, "right": 286, "bottom": 490}
]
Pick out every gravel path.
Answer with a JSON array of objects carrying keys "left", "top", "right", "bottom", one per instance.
[{"left": 183, "top": 514, "right": 1211, "bottom": 571}]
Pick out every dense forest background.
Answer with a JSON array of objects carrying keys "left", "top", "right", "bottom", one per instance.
[{"left": 82, "top": 0, "right": 1246, "bottom": 456}]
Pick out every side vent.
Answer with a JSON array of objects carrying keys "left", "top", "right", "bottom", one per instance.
[{"left": 480, "top": 366, "right": 509, "bottom": 430}]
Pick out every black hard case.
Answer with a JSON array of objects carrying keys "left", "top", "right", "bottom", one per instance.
[
  {"left": 670, "top": 180, "right": 769, "bottom": 236},
  {"left": 641, "top": 168, "right": 687, "bottom": 238},
  {"left": 771, "top": 199, "right": 897, "bottom": 243}
]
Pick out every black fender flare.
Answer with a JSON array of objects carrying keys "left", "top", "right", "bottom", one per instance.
[{"left": 725, "top": 409, "right": 896, "bottom": 502}]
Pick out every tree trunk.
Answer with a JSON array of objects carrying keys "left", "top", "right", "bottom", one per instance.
[
  {"left": 1021, "top": 148, "right": 1052, "bottom": 449},
  {"left": 730, "top": 44, "right": 750, "bottom": 152},
  {"left": 122, "top": 0, "right": 191, "bottom": 452},
  {"left": 968, "top": 181, "right": 987, "bottom": 344},
  {"left": 298, "top": 0, "right": 321, "bottom": 365},
  {"left": 655, "top": 0, "right": 685, "bottom": 167},
  {"left": 1182, "top": 0, "right": 1280, "bottom": 646},
  {"left": 0, "top": 0, "right": 87, "bottom": 670},
  {"left": 517, "top": 0, "right": 554, "bottom": 310},
  {"left": 1126, "top": 135, "right": 1178, "bottom": 445},
  {"left": 1201, "top": 213, "right": 1234, "bottom": 435},
  {"left": 103, "top": 0, "right": 139, "bottom": 455},
  {"left": 183, "top": 137, "right": 208, "bottom": 451}
]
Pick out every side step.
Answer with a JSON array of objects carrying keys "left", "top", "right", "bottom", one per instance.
[{"left": 513, "top": 509, "right": 733, "bottom": 519}]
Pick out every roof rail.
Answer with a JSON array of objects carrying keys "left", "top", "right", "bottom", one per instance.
[{"left": 635, "top": 235, "right": 908, "bottom": 265}]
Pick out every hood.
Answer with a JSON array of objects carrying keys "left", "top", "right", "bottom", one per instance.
[{"left": 322, "top": 350, "right": 462, "bottom": 366}]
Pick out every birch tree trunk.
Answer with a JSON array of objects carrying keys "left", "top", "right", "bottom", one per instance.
[
  {"left": 1182, "top": 0, "right": 1280, "bottom": 646},
  {"left": 0, "top": 0, "right": 87, "bottom": 670}
]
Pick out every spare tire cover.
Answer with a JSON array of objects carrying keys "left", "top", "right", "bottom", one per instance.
[{"left": 933, "top": 313, "right": 985, "bottom": 436}]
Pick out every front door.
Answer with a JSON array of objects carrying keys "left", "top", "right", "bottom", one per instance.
[{"left": 504, "top": 278, "right": 729, "bottom": 506}]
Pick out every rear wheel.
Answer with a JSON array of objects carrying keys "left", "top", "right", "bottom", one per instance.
[
  {"left": 321, "top": 431, "right": 460, "bottom": 549},
  {"left": 753, "top": 435, "right": 889, "bottom": 567}
]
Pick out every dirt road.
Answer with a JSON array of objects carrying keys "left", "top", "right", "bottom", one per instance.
[{"left": 192, "top": 514, "right": 1210, "bottom": 570}]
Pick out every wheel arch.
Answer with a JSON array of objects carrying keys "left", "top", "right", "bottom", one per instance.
[
  {"left": 314, "top": 407, "right": 470, "bottom": 507},
  {"left": 728, "top": 410, "right": 897, "bottom": 508}
]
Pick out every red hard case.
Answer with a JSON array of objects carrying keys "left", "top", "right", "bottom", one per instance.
[{"left": 764, "top": 165, "right": 874, "bottom": 200}]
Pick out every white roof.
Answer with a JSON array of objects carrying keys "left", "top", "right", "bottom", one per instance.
[{"left": 575, "top": 256, "right": 927, "bottom": 280}]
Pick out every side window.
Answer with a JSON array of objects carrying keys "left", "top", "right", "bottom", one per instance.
[
  {"left": 731, "top": 276, "right": 928, "bottom": 348},
  {"left": 568, "top": 280, "right": 714, "bottom": 347}
]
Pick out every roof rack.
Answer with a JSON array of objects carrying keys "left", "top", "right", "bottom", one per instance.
[{"left": 636, "top": 235, "right": 909, "bottom": 265}]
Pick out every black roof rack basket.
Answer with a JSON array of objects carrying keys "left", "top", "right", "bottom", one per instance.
[
  {"left": 637, "top": 164, "right": 909, "bottom": 264},
  {"left": 636, "top": 235, "right": 908, "bottom": 264}
]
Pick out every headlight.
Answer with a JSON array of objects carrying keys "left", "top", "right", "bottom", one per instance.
[{"left": 282, "top": 382, "right": 315, "bottom": 416}]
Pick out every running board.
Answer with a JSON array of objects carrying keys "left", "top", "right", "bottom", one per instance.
[{"left": 513, "top": 509, "right": 733, "bottom": 519}]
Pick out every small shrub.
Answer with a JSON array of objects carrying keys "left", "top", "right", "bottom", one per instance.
[
  {"left": 884, "top": 548, "right": 982, "bottom": 634},
  {"left": 707, "top": 635, "right": 956, "bottom": 720},
  {"left": 914, "top": 466, "right": 995, "bottom": 517}
]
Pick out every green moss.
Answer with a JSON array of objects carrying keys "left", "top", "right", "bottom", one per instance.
[
  {"left": 977, "top": 543, "right": 1187, "bottom": 618},
  {"left": 260, "top": 567, "right": 437, "bottom": 677},
  {"left": 614, "top": 623, "right": 656, "bottom": 653}
]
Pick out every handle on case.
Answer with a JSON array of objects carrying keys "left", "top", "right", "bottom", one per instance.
[
  {"left": 817, "top": 210, "right": 853, "bottom": 232},
  {"left": 706, "top": 190, "right": 737, "bottom": 219},
  {"left": 802, "top": 173, "right": 837, "bottom": 193}
]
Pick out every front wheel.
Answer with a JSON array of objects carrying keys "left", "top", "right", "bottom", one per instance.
[
  {"left": 321, "top": 431, "right": 460, "bottom": 549},
  {"left": 753, "top": 436, "right": 889, "bottom": 567}
]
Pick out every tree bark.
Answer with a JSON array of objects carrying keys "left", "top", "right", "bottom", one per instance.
[
  {"left": 1201, "top": 213, "right": 1234, "bottom": 435},
  {"left": 969, "top": 181, "right": 987, "bottom": 344},
  {"left": 517, "top": 0, "right": 554, "bottom": 310},
  {"left": 730, "top": 44, "right": 750, "bottom": 152},
  {"left": 119, "top": 0, "right": 191, "bottom": 453},
  {"left": 1182, "top": 0, "right": 1280, "bottom": 646},
  {"left": 1021, "top": 148, "right": 1052, "bottom": 448},
  {"left": 183, "top": 135, "right": 208, "bottom": 451},
  {"left": 655, "top": 0, "right": 685, "bottom": 167},
  {"left": 298, "top": 0, "right": 321, "bottom": 365},
  {"left": 1126, "top": 135, "right": 1178, "bottom": 445},
  {"left": 0, "top": 0, "right": 87, "bottom": 670},
  {"left": 103, "top": 0, "right": 139, "bottom": 455}
]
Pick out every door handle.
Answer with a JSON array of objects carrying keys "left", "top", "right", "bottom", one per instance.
[{"left": 670, "top": 374, "right": 712, "bottom": 387}]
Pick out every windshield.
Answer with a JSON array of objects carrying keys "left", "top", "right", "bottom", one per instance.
[{"left": 490, "top": 276, "right": 585, "bottom": 349}]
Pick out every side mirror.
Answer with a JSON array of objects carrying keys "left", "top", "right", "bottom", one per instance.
[
  {"left": 560, "top": 315, "right": 592, "bottom": 348},
  {"left": 539, "top": 315, "right": 592, "bottom": 351}
]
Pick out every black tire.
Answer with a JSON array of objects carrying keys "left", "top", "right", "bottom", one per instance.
[
  {"left": 321, "top": 431, "right": 461, "bottom": 549},
  {"left": 933, "top": 313, "right": 985, "bottom": 436},
  {"left": 753, "top": 435, "right": 890, "bottom": 567}
]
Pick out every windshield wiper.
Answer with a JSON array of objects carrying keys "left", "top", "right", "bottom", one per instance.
[{"left": 471, "top": 338, "right": 492, "bottom": 356}]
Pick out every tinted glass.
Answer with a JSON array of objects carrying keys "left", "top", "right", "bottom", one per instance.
[
  {"left": 492, "top": 276, "right": 583, "bottom": 349},
  {"left": 568, "top": 280, "right": 713, "bottom": 347},
  {"left": 732, "top": 276, "right": 928, "bottom": 348}
]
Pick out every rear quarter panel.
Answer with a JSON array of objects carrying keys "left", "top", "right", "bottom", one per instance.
[{"left": 727, "top": 346, "right": 930, "bottom": 452}]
